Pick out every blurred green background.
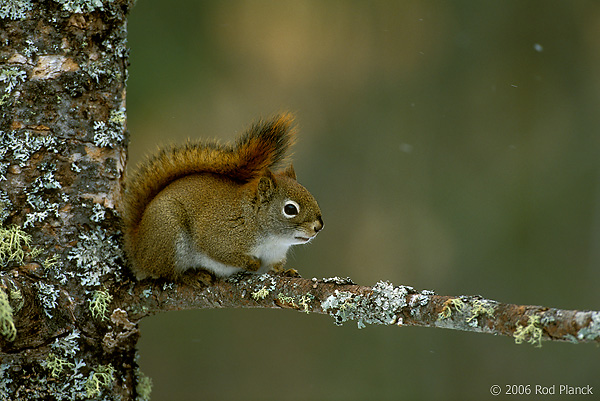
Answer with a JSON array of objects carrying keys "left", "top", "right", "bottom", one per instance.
[{"left": 126, "top": 1, "right": 600, "bottom": 400}]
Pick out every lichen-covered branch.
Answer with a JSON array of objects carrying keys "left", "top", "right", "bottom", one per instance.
[
  {"left": 2, "top": 266, "right": 598, "bottom": 398},
  {"left": 115, "top": 273, "right": 600, "bottom": 347}
]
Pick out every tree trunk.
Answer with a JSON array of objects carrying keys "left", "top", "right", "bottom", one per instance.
[
  {"left": 1, "top": 1, "right": 599, "bottom": 400},
  {"left": 1, "top": 1, "right": 137, "bottom": 399}
]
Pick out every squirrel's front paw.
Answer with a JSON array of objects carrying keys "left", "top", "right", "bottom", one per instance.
[
  {"left": 271, "top": 263, "right": 301, "bottom": 277},
  {"left": 280, "top": 268, "right": 301, "bottom": 277}
]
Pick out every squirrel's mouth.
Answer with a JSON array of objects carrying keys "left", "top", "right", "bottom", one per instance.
[{"left": 294, "top": 236, "right": 311, "bottom": 243}]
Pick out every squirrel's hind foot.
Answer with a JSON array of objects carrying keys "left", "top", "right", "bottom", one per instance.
[
  {"left": 178, "top": 269, "right": 216, "bottom": 287},
  {"left": 271, "top": 267, "right": 301, "bottom": 278}
]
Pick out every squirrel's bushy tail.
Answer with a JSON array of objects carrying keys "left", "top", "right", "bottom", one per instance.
[
  {"left": 233, "top": 114, "right": 295, "bottom": 180},
  {"left": 122, "top": 113, "right": 295, "bottom": 229}
]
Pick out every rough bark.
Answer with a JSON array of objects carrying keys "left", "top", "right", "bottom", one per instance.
[
  {"left": 1, "top": 0, "right": 135, "bottom": 399},
  {"left": 1, "top": 1, "right": 599, "bottom": 400}
]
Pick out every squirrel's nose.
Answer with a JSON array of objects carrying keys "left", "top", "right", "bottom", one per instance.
[{"left": 313, "top": 216, "right": 323, "bottom": 233}]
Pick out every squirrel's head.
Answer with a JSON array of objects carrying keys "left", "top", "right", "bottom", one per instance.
[{"left": 255, "top": 165, "right": 323, "bottom": 245}]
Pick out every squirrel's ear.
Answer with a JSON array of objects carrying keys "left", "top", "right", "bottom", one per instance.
[
  {"left": 282, "top": 164, "right": 296, "bottom": 180},
  {"left": 257, "top": 170, "right": 276, "bottom": 201}
]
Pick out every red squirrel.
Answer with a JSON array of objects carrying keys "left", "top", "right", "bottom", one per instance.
[{"left": 122, "top": 114, "right": 323, "bottom": 281}]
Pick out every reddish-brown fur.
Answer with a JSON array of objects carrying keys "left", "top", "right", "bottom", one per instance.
[{"left": 122, "top": 114, "right": 295, "bottom": 235}]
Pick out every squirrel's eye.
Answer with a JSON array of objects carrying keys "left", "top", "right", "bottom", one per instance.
[{"left": 283, "top": 200, "right": 300, "bottom": 218}]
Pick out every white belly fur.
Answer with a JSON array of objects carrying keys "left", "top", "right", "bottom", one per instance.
[{"left": 175, "top": 233, "right": 293, "bottom": 277}]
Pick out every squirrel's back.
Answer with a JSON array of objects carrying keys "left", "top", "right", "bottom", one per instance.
[
  {"left": 122, "top": 113, "right": 323, "bottom": 282},
  {"left": 122, "top": 114, "right": 295, "bottom": 233}
]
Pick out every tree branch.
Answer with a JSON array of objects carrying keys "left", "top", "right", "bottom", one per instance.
[
  {"left": 116, "top": 273, "right": 600, "bottom": 347},
  {"left": 3, "top": 268, "right": 597, "bottom": 361}
]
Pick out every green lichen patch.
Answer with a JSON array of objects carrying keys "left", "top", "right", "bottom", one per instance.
[
  {"left": 89, "top": 289, "right": 113, "bottom": 321},
  {"left": 92, "top": 110, "right": 126, "bottom": 148},
  {"left": 275, "top": 291, "right": 317, "bottom": 314},
  {"left": 247, "top": 274, "right": 277, "bottom": 300},
  {"left": 85, "top": 364, "right": 115, "bottom": 398},
  {"left": 108, "top": 108, "right": 126, "bottom": 125},
  {"left": 45, "top": 352, "right": 75, "bottom": 378},
  {"left": 3, "top": 355, "right": 90, "bottom": 400},
  {"left": 0, "top": 65, "right": 27, "bottom": 111},
  {"left": 0, "top": 66, "right": 27, "bottom": 93},
  {"left": 297, "top": 293, "right": 315, "bottom": 314},
  {"left": 0, "top": 286, "right": 17, "bottom": 341},
  {"left": 466, "top": 299, "right": 495, "bottom": 325},
  {"left": 514, "top": 315, "right": 543, "bottom": 348},
  {"left": 43, "top": 253, "right": 60, "bottom": 270},
  {"left": 136, "top": 369, "right": 153, "bottom": 401},
  {"left": 438, "top": 298, "right": 465, "bottom": 320},
  {"left": 0, "top": 225, "right": 34, "bottom": 267},
  {"left": 8, "top": 287, "right": 23, "bottom": 314},
  {"left": 277, "top": 293, "right": 297, "bottom": 308},
  {"left": 251, "top": 286, "right": 270, "bottom": 300},
  {"left": 41, "top": 330, "right": 84, "bottom": 388}
]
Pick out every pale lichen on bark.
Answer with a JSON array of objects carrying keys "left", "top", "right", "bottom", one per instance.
[{"left": 1, "top": 0, "right": 136, "bottom": 399}]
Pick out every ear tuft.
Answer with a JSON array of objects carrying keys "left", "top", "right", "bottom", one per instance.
[{"left": 282, "top": 164, "right": 297, "bottom": 180}]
